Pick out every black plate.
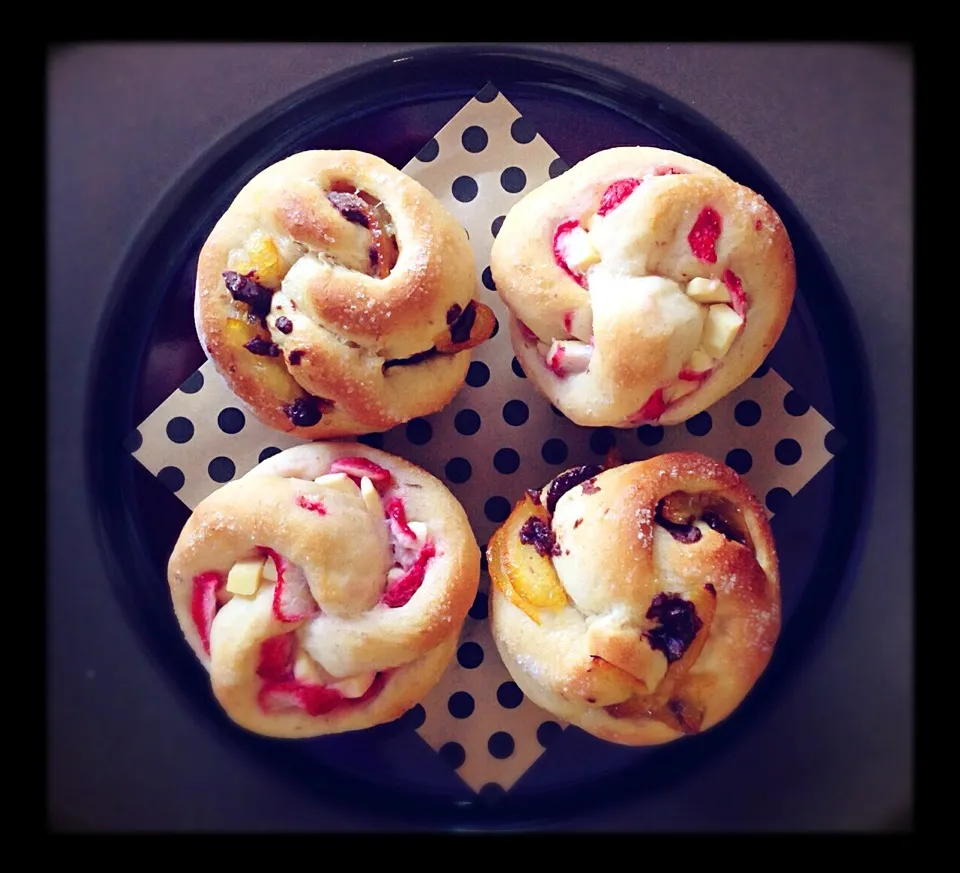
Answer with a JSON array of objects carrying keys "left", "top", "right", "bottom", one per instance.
[{"left": 85, "top": 45, "right": 875, "bottom": 829}]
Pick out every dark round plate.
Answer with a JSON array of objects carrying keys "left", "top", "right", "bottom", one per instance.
[{"left": 85, "top": 45, "right": 875, "bottom": 829}]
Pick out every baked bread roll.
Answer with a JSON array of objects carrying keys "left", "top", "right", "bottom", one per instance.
[
  {"left": 490, "top": 147, "right": 795, "bottom": 427},
  {"left": 195, "top": 149, "right": 495, "bottom": 438},
  {"left": 167, "top": 443, "right": 480, "bottom": 738},
  {"left": 487, "top": 451, "right": 780, "bottom": 746}
]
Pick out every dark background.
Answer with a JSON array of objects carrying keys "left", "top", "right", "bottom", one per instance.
[{"left": 47, "top": 42, "right": 912, "bottom": 831}]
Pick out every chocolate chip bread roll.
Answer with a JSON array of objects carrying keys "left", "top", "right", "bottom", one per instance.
[
  {"left": 490, "top": 147, "right": 795, "bottom": 427},
  {"left": 195, "top": 149, "right": 495, "bottom": 438},
  {"left": 487, "top": 452, "right": 781, "bottom": 746},
  {"left": 168, "top": 443, "right": 480, "bottom": 738}
]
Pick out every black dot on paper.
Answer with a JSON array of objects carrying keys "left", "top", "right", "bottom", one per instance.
[
  {"left": 550, "top": 404, "right": 566, "bottom": 419},
  {"left": 179, "top": 370, "right": 204, "bottom": 393},
  {"left": 494, "top": 447, "right": 520, "bottom": 475},
  {"left": 488, "top": 731, "right": 515, "bottom": 759},
  {"left": 448, "top": 691, "right": 475, "bottom": 718},
  {"left": 765, "top": 487, "right": 792, "bottom": 514},
  {"left": 537, "top": 720, "right": 563, "bottom": 748},
  {"left": 481, "top": 266, "right": 496, "bottom": 291},
  {"left": 511, "top": 357, "right": 526, "bottom": 378},
  {"left": 400, "top": 703, "right": 426, "bottom": 730},
  {"left": 503, "top": 399, "right": 529, "bottom": 426},
  {"left": 725, "top": 448, "right": 753, "bottom": 475},
  {"left": 406, "top": 417, "right": 433, "bottom": 445},
  {"left": 438, "top": 742, "right": 465, "bottom": 769},
  {"left": 457, "top": 641, "right": 484, "bottom": 669},
  {"left": 590, "top": 428, "right": 616, "bottom": 456},
  {"left": 491, "top": 215, "right": 506, "bottom": 237},
  {"left": 445, "top": 457, "right": 472, "bottom": 484},
  {"left": 500, "top": 167, "right": 527, "bottom": 194},
  {"left": 752, "top": 358, "right": 771, "bottom": 379},
  {"left": 469, "top": 591, "right": 488, "bottom": 620},
  {"left": 208, "top": 456, "right": 235, "bottom": 483},
  {"left": 686, "top": 411, "right": 713, "bottom": 437},
  {"left": 475, "top": 83, "right": 499, "bottom": 103},
  {"left": 824, "top": 428, "right": 846, "bottom": 455},
  {"left": 783, "top": 390, "right": 811, "bottom": 416},
  {"left": 356, "top": 432, "right": 384, "bottom": 449},
  {"left": 549, "top": 157, "right": 569, "bottom": 178},
  {"left": 454, "top": 409, "right": 481, "bottom": 436},
  {"left": 461, "top": 125, "right": 488, "bottom": 153},
  {"left": 466, "top": 360, "right": 490, "bottom": 387},
  {"left": 217, "top": 407, "right": 245, "bottom": 435},
  {"left": 416, "top": 138, "right": 439, "bottom": 162},
  {"left": 166, "top": 416, "right": 194, "bottom": 444},
  {"left": 541, "top": 438, "right": 568, "bottom": 465},
  {"left": 452, "top": 175, "right": 478, "bottom": 202},
  {"left": 258, "top": 446, "right": 281, "bottom": 462},
  {"left": 497, "top": 681, "right": 523, "bottom": 709},
  {"left": 734, "top": 400, "right": 762, "bottom": 427},
  {"left": 122, "top": 429, "right": 142, "bottom": 453},
  {"left": 636, "top": 425, "right": 664, "bottom": 446},
  {"left": 510, "top": 116, "right": 537, "bottom": 144},
  {"left": 157, "top": 466, "right": 184, "bottom": 492},
  {"left": 479, "top": 783, "right": 506, "bottom": 806},
  {"left": 490, "top": 316, "right": 500, "bottom": 339},
  {"left": 775, "top": 438, "right": 802, "bottom": 466},
  {"left": 485, "top": 496, "right": 511, "bottom": 523}
]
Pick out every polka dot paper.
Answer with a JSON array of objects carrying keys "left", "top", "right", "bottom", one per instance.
[{"left": 128, "top": 85, "right": 844, "bottom": 795}]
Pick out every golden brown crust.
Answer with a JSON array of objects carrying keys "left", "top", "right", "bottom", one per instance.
[
  {"left": 490, "top": 146, "right": 795, "bottom": 427},
  {"left": 167, "top": 443, "right": 480, "bottom": 738},
  {"left": 488, "top": 451, "right": 780, "bottom": 746},
  {"left": 195, "top": 150, "right": 484, "bottom": 438}
]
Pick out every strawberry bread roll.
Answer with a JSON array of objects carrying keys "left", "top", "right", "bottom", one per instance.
[
  {"left": 490, "top": 147, "right": 795, "bottom": 427},
  {"left": 195, "top": 149, "right": 495, "bottom": 439},
  {"left": 167, "top": 443, "right": 480, "bottom": 738},
  {"left": 487, "top": 452, "right": 781, "bottom": 746}
]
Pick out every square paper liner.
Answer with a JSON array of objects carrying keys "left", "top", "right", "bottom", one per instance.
[{"left": 129, "top": 85, "right": 840, "bottom": 794}]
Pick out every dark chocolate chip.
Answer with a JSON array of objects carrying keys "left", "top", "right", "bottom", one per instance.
[
  {"left": 701, "top": 510, "right": 747, "bottom": 545},
  {"left": 369, "top": 247, "right": 379, "bottom": 268},
  {"left": 704, "top": 583, "right": 716, "bottom": 596},
  {"left": 223, "top": 270, "right": 273, "bottom": 318},
  {"left": 449, "top": 301, "right": 477, "bottom": 345},
  {"left": 283, "top": 396, "right": 324, "bottom": 428},
  {"left": 243, "top": 336, "right": 280, "bottom": 357},
  {"left": 288, "top": 350, "right": 304, "bottom": 366},
  {"left": 275, "top": 316, "right": 293, "bottom": 334},
  {"left": 446, "top": 303, "right": 463, "bottom": 325},
  {"left": 545, "top": 465, "right": 604, "bottom": 514},
  {"left": 644, "top": 594, "right": 702, "bottom": 664},
  {"left": 518, "top": 516, "right": 560, "bottom": 557},
  {"left": 326, "top": 191, "right": 369, "bottom": 227}
]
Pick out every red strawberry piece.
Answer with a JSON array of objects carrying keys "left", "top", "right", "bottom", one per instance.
[
  {"left": 385, "top": 496, "right": 416, "bottom": 542},
  {"left": 597, "top": 178, "right": 642, "bottom": 216},
  {"left": 191, "top": 571, "right": 222, "bottom": 656},
  {"left": 295, "top": 494, "right": 327, "bottom": 515},
  {"left": 631, "top": 388, "right": 668, "bottom": 424},
  {"left": 722, "top": 269, "right": 748, "bottom": 321},
  {"left": 562, "top": 311, "right": 573, "bottom": 333},
  {"left": 261, "top": 548, "right": 319, "bottom": 623},
  {"left": 688, "top": 207, "right": 722, "bottom": 263},
  {"left": 547, "top": 344, "right": 566, "bottom": 376},
  {"left": 329, "top": 457, "right": 393, "bottom": 491},
  {"left": 552, "top": 219, "right": 588, "bottom": 288},
  {"left": 257, "top": 633, "right": 296, "bottom": 682},
  {"left": 678, "top": 367, "right": 713, "bottom": 382},
  {"left": 518, "top": 321, "right": 539, "bottom": 343},
  {"left": 258, "top": 680, "right": 343, "bottom": 716},
  {"left": 382, "top": 541, "right": 436, "bottom": 608}
]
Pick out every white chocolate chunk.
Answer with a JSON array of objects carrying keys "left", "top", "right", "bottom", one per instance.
[
  {"left": 407, "top": 521, "right": 428, "bottom": 544},
  {"left": 684, "top": 348, "right": 714, "bottom": 374},
  {"left": 360, "top": 476, "right": 382, "bottom": 518},
  {"left": 261, "top": 555, "right": 278, "bottom": 583},
  {"left": 548, "top": 340, "right": 593, "bottom": 376},
  {"left": 701, "top": 304, "right": 744, "bottom": 359},
  {"left": 386, "top": 566, "right": 406, "bottom": 585},
  {"left": 663, "top": 380, "right": 699, "bottom": 404},
  {"left": 560, "top": 225, "right": 601, "bottom": 272},
  {"left": 686, "top": 277, "right": 730, "bottom": 304},
  {"left": 330, "top": 671, "right": 377, "bottom": 699},
  {"left": 314, "top": 472, "right": 358, "bottom": 493},
  {"left": 226, "top": 558, "right": 265, "bottom": 596}
]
